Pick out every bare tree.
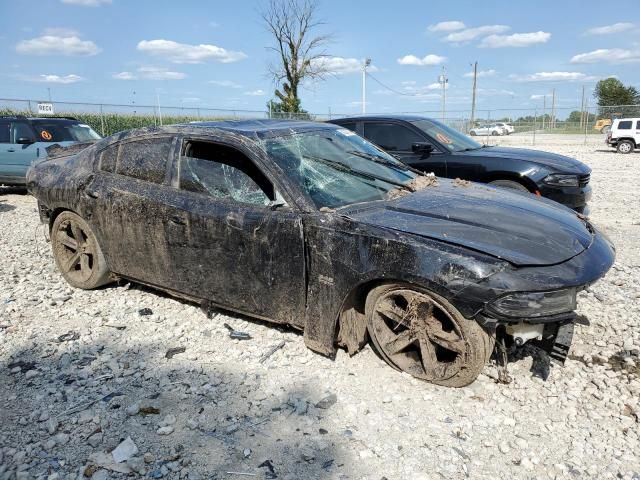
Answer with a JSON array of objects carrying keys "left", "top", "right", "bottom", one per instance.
[{"left": 261, "top": 0, "right": 331, "bottom": 113}]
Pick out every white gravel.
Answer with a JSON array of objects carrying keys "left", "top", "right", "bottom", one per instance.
[{"left": 1, "top": 136, "right": 639, "bottom": 480}]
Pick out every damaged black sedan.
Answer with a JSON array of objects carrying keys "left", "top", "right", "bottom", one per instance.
[{"left": 27, "top": 120, "right": 615, "bottom": 387}]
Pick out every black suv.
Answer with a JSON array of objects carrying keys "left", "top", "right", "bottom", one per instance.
[
  {"left": 0, "top": 115, "right": 101, "bottom": 186},
  {"left": 329, "top": 115, "right": 592, "bottom": 213}
]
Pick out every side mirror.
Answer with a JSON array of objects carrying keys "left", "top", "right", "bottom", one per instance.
[
  {"left": 412, "top": 142, "right": 434, "bottom": 155},
  {"left": 16, "top": 137, "right": 35, "bottom": 145}
]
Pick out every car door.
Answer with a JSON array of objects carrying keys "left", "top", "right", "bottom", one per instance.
[
  {"left": 361, "top": 121, "right": 447, "bottom": 176},
  {"left": 162, "top": 136, "right": 306, "bottom": 325},
  {"left": 0, "top": 121, "right": 38, "bottom": 182},
  {"left": 82, "top": 135, "right": 181, "bottom": 288}
]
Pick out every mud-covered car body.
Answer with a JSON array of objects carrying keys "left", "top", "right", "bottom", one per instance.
[{"left": 27, "top": 120, "right": 614, "bottom": 369}]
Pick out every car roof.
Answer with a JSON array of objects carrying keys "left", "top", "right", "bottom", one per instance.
[
  {"left": 329, "top": 114, "right": 433, "bottom": 123},
  {"left": 175, "top": 119, "right": 340, "bottom": 138}
]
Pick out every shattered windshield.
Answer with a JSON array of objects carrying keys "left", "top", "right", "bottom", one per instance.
[
  {"left": 263, "top": 128, "right": 417, "bottom": 209},
  {"left": 412, "top": 119, "right": 482, "bottom": 152}
]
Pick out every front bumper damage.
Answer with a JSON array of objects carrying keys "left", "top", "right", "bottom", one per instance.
[{"left": 458, "top": 226, "right": 615, "bottom": 365}]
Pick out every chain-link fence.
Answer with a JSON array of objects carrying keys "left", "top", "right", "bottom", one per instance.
[{"left": 2, "top": 98, "right": 639, "bottom": 146}]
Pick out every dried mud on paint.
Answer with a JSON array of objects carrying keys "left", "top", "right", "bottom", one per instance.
[{"left": 386, "top": 173, "right": 438, "bottom": 200}]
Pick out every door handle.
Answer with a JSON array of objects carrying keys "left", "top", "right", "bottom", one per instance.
[
  {"left": 7, "top": 149, "right": 15, "bottom": 153},
  {"left": 84, "top": 190, "right": 100, "bottom": 199},
  {"left": 169, "top": 215, "right": 186, "bottom": 226}
]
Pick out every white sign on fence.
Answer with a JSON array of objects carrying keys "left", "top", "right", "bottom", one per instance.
[{"left": 37, "top": 102, "right": 54, "bottom": 115}]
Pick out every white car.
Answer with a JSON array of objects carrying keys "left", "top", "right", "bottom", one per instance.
[
  {"left": 469, "top": 124, "right": 505, "bottom": 136},
  {"left": 606, "top": 117, "right": 639, "bottom": 153},
  {"left": 495, "top": 122, "right": 515, "bottom": 135}
]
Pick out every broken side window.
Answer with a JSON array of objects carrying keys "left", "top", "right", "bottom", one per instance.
[
  {"left": 116, "top": 136, "right": 172, "bottom": 184},
  {"left": 179, "top": 141, "right": 274, "bottom": 207}
]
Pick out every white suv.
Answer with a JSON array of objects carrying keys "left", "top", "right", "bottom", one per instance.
[
  {"left": 469, "top": 124, "right": 505, "bottom": 136},
  {"left": 495, "top": 122, "right": 515, "bottom": 135},
  {"left": 606, "top": 118, "right": 639, "bottom": 153}
]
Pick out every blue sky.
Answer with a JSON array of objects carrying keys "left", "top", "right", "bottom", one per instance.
[{"left": 1, "top": 0, "right": 639, "bottom": 118}]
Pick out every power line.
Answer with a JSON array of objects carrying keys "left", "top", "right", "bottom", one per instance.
[{"left": 365, "top": 72, "right": 424, "bottom": 97}]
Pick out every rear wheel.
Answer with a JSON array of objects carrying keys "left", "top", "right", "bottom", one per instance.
[
  {"left": 488, "top": 179, "right": 529, "bottom": 192},
  {"left": 470, "top": 131, "right": 477, "bottom": 136},
  {"left": 617, "top": 140, "right": 634, "bottom": 154},
  {"left": 51, "top": 211, "right": 111, "bottom": 289},
  {"left": 366, "top": 284, "right": 494, "bottom": 387}
]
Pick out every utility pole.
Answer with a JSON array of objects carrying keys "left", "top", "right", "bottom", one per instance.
[
  {"left": 580, "top": 85, "right": 586, "bottom": 129},
  {"left": 47, "top": 87, "right": 52, "bottom": 102},
  {"left": 551, "top": 88, "right": 556, "bottom": 129},
  {"left": 438, "top": 66, "right": 448, "bottom": 122},
  {"left": 470, "top": 61, "right": 478, "bottom": 129},
  {"left": 362, "top": 58, "right": 371, "bottom": 114}
]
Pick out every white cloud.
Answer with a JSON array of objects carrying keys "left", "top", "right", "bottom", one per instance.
[
  {"left": 113, "top": 68, "right": 188, "bottom": 81},
  {"left": 310, "top": 56, "right": 378, "bottom": 74},
  {"left": 208, "top": 80, "right": 242, "bottom": 88},
  {"left": 586, "top": 23, "right": 635, "bottom": 35},
  {"left": 243, "top": 89, "right": 265, "bottom": 96},
  {"left": 511, "top": 71, "right": 596, "bottom": 82},
  {"left": 444, "top": 25, "right": 510, "bottom": 43},
  {"left": 530, "top": 94, "right": 548, "bottom": 100},
  {"left": 112, "top": 71, "right": 136, "bottom": 80},
  {"left": 137, "top": 39, "right": 247, "bottom": 64},
  {"left": 16, "top": 34, "right": 100, "bottom": 56},
  {"left": 397, "top": 54, "right": 447, "bottom": 66},
  {"left": 477, "top": 88, "right": 515, "bottom": 96},
  {"left": 464, "top": 69, "right": 496, "bottom": 78},
  {"left": 31, "top": 74, "right": 84, "bottom": 84},
  {"left": 428, "top": 21, "right": 466, "bottom": 32},
  {"left": 570, "top": 48, "right": 640, "bottom": 64},
  {"left": 61, "top": 0, "right": 111, "bottom": 5},
  {"left": 480, "top": 31, "right": 551, "bottom": 48}
]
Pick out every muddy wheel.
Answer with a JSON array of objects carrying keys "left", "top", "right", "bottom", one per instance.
[
  {"left": 51, "top": 211, "right": 111, "bottom": 289},
  {"left": 488, "top": 179, "right": 529, "bottom": 192},
  {"left": 617, "top": 140, "right": 634, "bottom": 154},
  {"left": 366, "top": 284, "right": 494, "bottom": 387}
]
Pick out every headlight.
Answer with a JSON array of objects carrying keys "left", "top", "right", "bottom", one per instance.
[
  {"left": 544, "top": 174, "right": 579, "bottom": 187},
  {"left": 487, "top": 289, "right": 576, "bottom": 318}
]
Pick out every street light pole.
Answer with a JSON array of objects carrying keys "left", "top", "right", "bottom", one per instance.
[
  {"left": 470, "top": 62, "right": 478, "bottom": 128},
  {"left": 362, "top": 58, "right": 371, "bottom": 114},
  {"left": 438, "top": 66, "right": 448, "bottom": 122}
]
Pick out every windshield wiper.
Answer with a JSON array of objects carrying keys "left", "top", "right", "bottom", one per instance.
[
  {"left": 345, "top": 150, "right": 414, "bottom": 174},
  {"left": 302, "top": 154, "right": 410, "bottom": 190}
]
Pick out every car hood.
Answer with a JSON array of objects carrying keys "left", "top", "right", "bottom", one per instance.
[
  {"left": 458, "top": 146, "right": 590, "bottom": 173},
  {"left": 343, "top": 179, "right": 593, "bottom": 266}
]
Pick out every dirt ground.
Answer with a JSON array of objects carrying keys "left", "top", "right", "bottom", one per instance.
[{"left": 1, "top": 135, "right": 639, "bottom": 480}]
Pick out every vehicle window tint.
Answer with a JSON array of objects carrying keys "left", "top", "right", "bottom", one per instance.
[
  {"left": 31, "top": 121, "right": 101, "bottom": 142},
  {"left": 339, "top": 122, "right": 357, "bottom": 132},
  {"left": 99, "top": 144, "right": 119, "bottom": 173},
  {"left": 0, "top": 121, "right": 10, "bottom": 143},
  {"left": 116, "top": 137, "right": 172, "bottom": 183},
  {"left": 363, "top": 123, "right": 423, "bottom": 151},
  {"left": 637, "top": 121, "right": 640, "bottom": 130},
  {"left": 11, "top": 122, "right": 35, "bottom": 143},
  {"left": 618, "top": 121, "right": 632, "bottom": 130},
  {"left": 179, "top": 141, "right": 274, "bottom": 206}
]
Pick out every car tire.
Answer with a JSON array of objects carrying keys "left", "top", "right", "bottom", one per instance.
[
  {"left": 601, "top": 125, "right": 611, "bottom": 134},
  {"left": 366, "top": 284, "right": 494, "bottom": 387},
  {"left": 616, "top": 140, "right": 634, "bottom": 154},
  {"left": 491, "top": 131, "right": 499, "bottom": 136},
  {"left": 51, "top": 211, "right": 112, "bottom": 289},
  {"left": 488, "top": 179, "right": 530, "bottom": 192},
  {"left": 470, "top": 131, "right": 476, "bottom": 136}
]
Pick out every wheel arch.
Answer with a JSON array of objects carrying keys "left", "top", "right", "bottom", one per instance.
[
  {"left": 616, "top": 137, "right": 637, "bottom": 147},
  {"left": 334, "top": 277, "right": 451, "bottom": 356},
  {"left": 484, "top": 172, "right": 538, "bottom": 192}
]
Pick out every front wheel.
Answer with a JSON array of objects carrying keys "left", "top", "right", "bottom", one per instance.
[
  {"left": 491, "top": 131, "right": 499, "bottom": 136},
  {"left": 488, "top": 179, "right": 529, "bottom": 192},
  {"left": 51, "top": 211, "right": 112, "bottom": 289},
  {"left": 366, "top": 284, "right": 494, "bottom": 387},
  {"left": 617, "top": 140, "right": 634, "bottom": 154}
]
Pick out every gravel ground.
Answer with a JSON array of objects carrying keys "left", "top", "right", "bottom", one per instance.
[{"left": 1, "top": 136, "right": 639, "bottom": 480}]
